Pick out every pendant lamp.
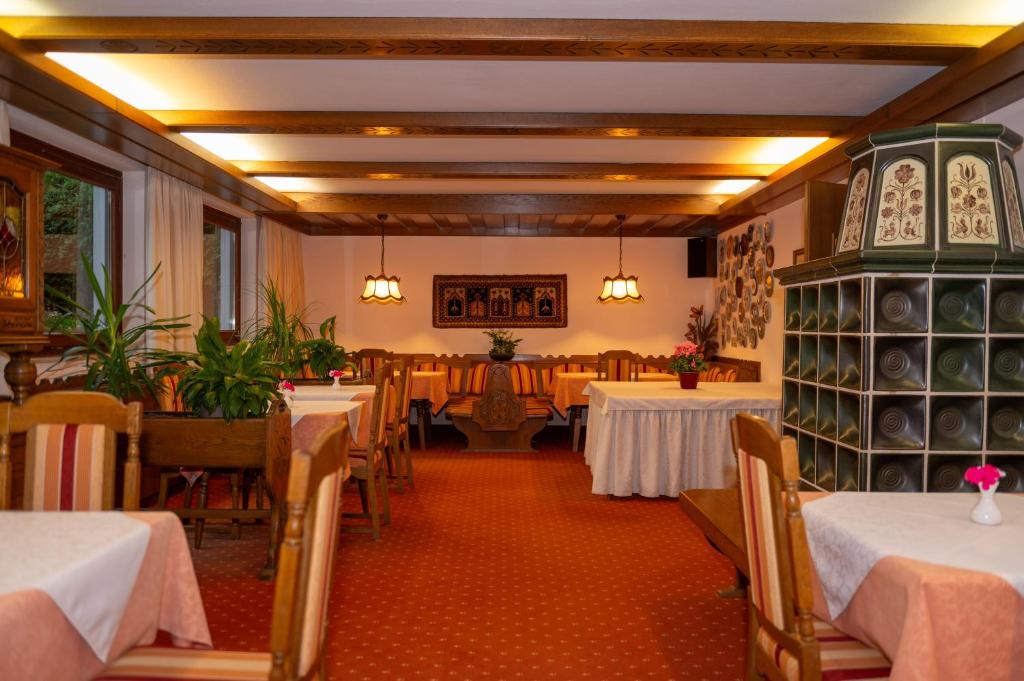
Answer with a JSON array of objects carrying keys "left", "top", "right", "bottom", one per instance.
[
  {"left": 359, "top": 213, "right": 406, "bottom": 304},
  {"left": 597, "top": 214, "right": 643, "bottom": 303}
]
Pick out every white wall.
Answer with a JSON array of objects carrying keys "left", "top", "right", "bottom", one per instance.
[{"left": 302, "top": 235, "right": 715, "bottom": 356}]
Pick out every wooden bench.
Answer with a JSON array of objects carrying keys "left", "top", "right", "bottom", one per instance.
[{"left": 446, "top": 363, "right": 552, "bottom": 452}]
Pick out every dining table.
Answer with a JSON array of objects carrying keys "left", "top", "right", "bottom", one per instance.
[
  {"left": 583, "top": 381, "right": 781, "bottom": 496},
  {"left": 294, "top": 371, "right": 449, "bottom": 414},
  {"left": 289, "top": 398, "right": 367, "bottom": 451},
  {"left": 548, "top": 370, "right": 676, "bottom": 417},
  {"left": 0, "top": 510, "right": 211, "bottom": 681}
]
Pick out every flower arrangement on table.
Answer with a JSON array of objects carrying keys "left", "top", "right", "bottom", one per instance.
[
  {"left": 964, "top": 464, "right": 1007, "bottom": 526},
  {"left": 277, "top": 380, "right": 295, "bottom": 406},
  {"left": 668, "top": 341, "right": 708, "bottom": 389},
  {"left": 329, "top": 368, "right": 347, "bottom": 389}
]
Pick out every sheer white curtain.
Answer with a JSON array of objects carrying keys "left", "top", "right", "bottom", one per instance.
[
  {"left": 257, "top": 217, "right": 306, "bottom": 315},
  {"left": 146, "top": 168, "right": 204, "bottom": 351}
]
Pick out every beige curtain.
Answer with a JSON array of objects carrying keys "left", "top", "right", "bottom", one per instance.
[
  {"left": 258, "top": 217, "right": 306, "bottom": 315},
  {"left": 0, "top": 99, "right": 10, "bottom": 146},
  {"left": 146, "top": 168, "right": 204, "bottom": 351}
]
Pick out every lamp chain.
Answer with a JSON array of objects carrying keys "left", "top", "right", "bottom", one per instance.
[{"left": 378, "top": 214, "right": 387, "bottom": 273}]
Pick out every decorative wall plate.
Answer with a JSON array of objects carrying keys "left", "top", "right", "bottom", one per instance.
[
  {"left": 765, "top": 245, "right": 775, "bottom": 267},
  {"left": 747, "top": 223, "right": 755, "bottom": 238},
  {"left": 749, "top": 328, "right": 758, "bottom": 348},
  {"left": 765, "top": 274, "right": 775, "bottom": 297},
  {"left": 735, "top": 276, "right": 744, "bottom": 297},
  {"left": 765, "top": 222, "right": 774, "bottom": 242},
  {"left": 763, "top": 300, "right": 772, "bottom": 323},
  {"left": 756, "top": 223, "right": 764, "bottom": 243},
  {"left": 751, "top": 276, "right": 760, "bottom": 296}
]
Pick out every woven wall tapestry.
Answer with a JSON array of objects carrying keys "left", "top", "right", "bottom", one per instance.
[{"left": 432, "top": 275, "right": 568, "bottom": 328}]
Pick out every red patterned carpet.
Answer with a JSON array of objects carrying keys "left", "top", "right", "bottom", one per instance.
[{"left": 173, "top": 427, "right": 746, "bottom": 680}]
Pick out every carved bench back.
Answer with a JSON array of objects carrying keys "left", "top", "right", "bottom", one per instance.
[{"left": 471, "top": 364, "right": 527, "bottom": 432}]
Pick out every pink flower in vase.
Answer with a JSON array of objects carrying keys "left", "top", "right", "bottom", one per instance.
[
  {"left": 328, "top": 369, "right": 345, "bottom": 379},
  {"left": 964, "top": 464, "right": 1005, "bottom": 491},
  {"left": 278, "top": 380, "right": 295, "bottom": 393}
]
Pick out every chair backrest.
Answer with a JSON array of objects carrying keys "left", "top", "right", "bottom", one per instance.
[
  {"left": 267, "top": 422, "right": 350, "bottom": 681},
  {"left": 699, "top": 366, "right": 738, "bottom": 382},
  {"left": 597, "top": 350, "right": 638, "bottom": 381},
  {"left": 359, "top": 363, "right": 393, "bottom": 468},
  {"left": 355, "top": 348, "right": 393, "bottom": 384},
  {"left": 731, "top": 413, "right": 819, "bottom": 681},
  {"left": 0, "top": 391, "right": 143, "bottom": 511},
  {"left": 393, "top": 355, "right": 414, "bottom": 426}
]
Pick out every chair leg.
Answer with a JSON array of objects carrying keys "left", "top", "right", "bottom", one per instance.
[
  {"left": 230, "top": 472, "right": 241, "bottom": 540},
  {"left": 241, "top": 470, "right": 252, "bottom": 510},
  {"left": 256, "top": 474, "right": 265, "bottom": 511},
  {"left": 195, "top": 473, "right": 209, "bottom": 549},
  {"left": 416, "top": 400, "right": 429, "bottom": 450},
  {"left": 572, "top": 407, "right": 583, "bottom": 452},
  {"left": 366, "top": 472, "right": 381, "bottom": 540},
  {"left": 357, "top": 478, "right": 368, "bottom": 513},
  {"left": 378, "top": 464, "right": 391, "bottom": 526},
  {"left": 157, "top": 472, "right": 170, "bottom": 509},
  {"left": 402, "top": 433, "right": 413, "bottom": 488}
]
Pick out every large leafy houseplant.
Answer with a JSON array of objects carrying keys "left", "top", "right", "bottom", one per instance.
[
  {"left": 169, "top": 316, "right": 282, "bottom": 421},
  {"left": 247, "top": 280, "right": 312, "bottom": 376},
  {"left": 299, "top": 316, "right": 356, "bottom": 380},
  {"left": 45, "top": 255, "right": 188, "bottom": 401}
]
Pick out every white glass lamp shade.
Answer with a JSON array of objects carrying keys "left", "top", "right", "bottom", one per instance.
[
  {"left": 359, "top": 274, "right": 406, "bottom": 304},
  {"left": 597, "top": 273, "right": 643, "bottom": 303}
]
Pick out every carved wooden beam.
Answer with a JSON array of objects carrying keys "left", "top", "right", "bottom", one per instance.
[
  {"left": 2, "top": 18, "right": 1005, "bottom": 65},
  {"left": 288, "top": 193, "right": 725, "bottom": 215}
]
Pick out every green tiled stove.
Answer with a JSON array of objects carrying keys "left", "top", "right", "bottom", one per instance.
[{"left": 776, "top": 123, "right": 1024, "bottom": 492}]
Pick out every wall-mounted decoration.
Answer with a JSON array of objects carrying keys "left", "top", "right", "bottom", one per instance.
[
  {"left": 432, "top": 274, "right": 567, "bottom": 328},
  {"left": 715, "top": 219, "right": 775, "bottom": 349}
]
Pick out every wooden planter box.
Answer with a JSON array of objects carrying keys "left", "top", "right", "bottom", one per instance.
[{"left": 139, "top": 402, "right": 291, "bottom": 578}]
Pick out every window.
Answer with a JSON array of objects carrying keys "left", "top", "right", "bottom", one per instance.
[
  {"left": 202, "top": 205, "right": 241, "bottom": 338},
  {"left": 13, "top": 132, "right": 121, "bottom": 335}
]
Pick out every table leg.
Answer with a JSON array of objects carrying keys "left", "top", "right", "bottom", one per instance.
[
  {"left": 415, "top": 400, "right": 430, "bottom": 450},
  {"left": 716, "top": 568, "right": 748, "bottom": 599}
]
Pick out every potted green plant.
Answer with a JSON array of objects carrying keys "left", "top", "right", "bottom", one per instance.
[
  {"left": 484, "top": 329, "right": 522, "bottom": 362},
  {"left": 247, "top": 280, "right": 312, "bottom": 377},
  {"left": 166, "top": 316, "right": 282, "bottom": 421},
  {"left": 45, "top": 254, "right": 188, "bottom": 402},
  {"left": 298, "top": 316, "right": 356, "bottom": 380},
  {"left": 668, "top": 341, "right": 707, "bottom": 390}
]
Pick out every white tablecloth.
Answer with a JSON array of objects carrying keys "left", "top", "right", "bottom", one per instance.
[
  {"left": 292, "top": 384, "right": 368, "bottom": 401},
  {"left": 582, "top": 381, "right": 781, "bottom": 496},
  {"left": 289, "top": 399, "right": 363, "bottom": 436},
  {"left": 0, "top": 512, "right": 150, "bottom": 661},
  {"left": 804, "top": 492, "right": 1024, "bottom": 618}
]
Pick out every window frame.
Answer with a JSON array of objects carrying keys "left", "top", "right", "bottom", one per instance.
[
  {"left": 202, "top": 205, "right": 242, "bottom": 342},
  {"left": 12, "top": 131, "right": 123, "bottom": 348}
]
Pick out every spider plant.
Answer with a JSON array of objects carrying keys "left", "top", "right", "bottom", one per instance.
[
  {"left": 44, "top": 254, "right": 189, "bottom": 402},
  {"left": 168, "top": 316, "right": 282, "bottom": 421}
]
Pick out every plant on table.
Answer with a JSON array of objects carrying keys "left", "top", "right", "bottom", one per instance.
[
  {"left": 44, "top": 254, "right": 189, "bottom": 402},
  {"left": 299, "top": 316, "right": 356, "bottom": 380},
  {"left": 484, "top": 328, "right": 522, "bottom": 361},
  {"left": 685, "top": 305, "right": 719, "bottom": 358},
  {"left": 167, "top": 316, "right": 283, "bottom": 421},
  {"left": 669, "top": 341, "right": 707, "bottom": 389}
]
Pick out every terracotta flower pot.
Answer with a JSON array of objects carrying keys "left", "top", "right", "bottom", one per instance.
[{"left": 678, "top": 372, "right": 699, "bottom": 389}]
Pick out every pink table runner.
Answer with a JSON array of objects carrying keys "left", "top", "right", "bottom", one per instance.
[{"left": 0, "top": 511, "right": 211, "bottom": 681}]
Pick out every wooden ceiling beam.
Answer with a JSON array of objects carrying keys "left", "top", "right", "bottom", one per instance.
[
  {"left": 238, "top": 161, "right": 776, "bottom": 181},
  {"left": 288, "top": 193, "right": 725, "bottom": 215},
  {"left": 4, "top": 18, "right": 1006, "bottom": 65},
  {"left": 152, "top": 110, "right": 856, "bottom": 138},
  {"left": 719, "top": 22, "right": 1024, "bottom": 220}
]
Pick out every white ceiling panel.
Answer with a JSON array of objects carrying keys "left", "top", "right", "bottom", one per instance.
[
  {"left": 253, "top": 177, "right": 756, "bottom": 195},
  {"left": 178, "top": 134, "right": 828, "bottom": 164},
  {"left": 51, "top": 54, "right": 942, "bottom": 116},
  {"left": 7, "top": 0, "right": 1024, "bottom": 24}
]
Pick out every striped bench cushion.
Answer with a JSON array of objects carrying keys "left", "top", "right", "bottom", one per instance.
[
  {"left": 446, "top": 396, "right": 552, "bottom": 418},
  {"left": 25, "top": 423, "right": 113, "bottom": 511},
  {"left": 465, "top": 363, "right": 538, "bottom": 396},
  {"left": 698, "top": 366, "right": 738, "bottom": 382},
  {"left": 638, "top": 363, "right": 669, "bottom": 374},
  {"left": 97, "top": 647, "right": 272, "bottom": 680},
  {"left": 755, "top": 619, "right": 891, "bottom": 681}
]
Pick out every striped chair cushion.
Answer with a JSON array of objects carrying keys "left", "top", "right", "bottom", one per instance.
[
  {"left": 25, "top": 424, "right": 113, "bottom": 511},
  {"left": 755, "top": 619, "right": 891, "bottom": 681},
  {"left": 465, "top": 363, "right": 489, "bottom": 394},
  {"left": 97, "top": 647, "right": 271, "bottom": 680},
  {"left": 507, "top": 364, "right": 537, "bottom": 396},
  {"left": 737, "top": 446, "right": 786, "bottom": 632},
  {"left": 360, "top": 356, "right": 388, "bottom": 381},
  {"left": 603, "top": 358, "right": 633, "bottom": 381},
  {"left": 297, "top": 467, "right": 345, "bottom": 675},
  {"left": 415, "top": 362, "right": 464, "bottom": 394}
]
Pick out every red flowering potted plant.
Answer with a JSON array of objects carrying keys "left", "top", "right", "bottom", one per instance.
[{"left": 668, "top": 341, "right": 707, "bottom": 389}]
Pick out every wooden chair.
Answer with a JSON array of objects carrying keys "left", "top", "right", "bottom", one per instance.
[
  {"left": 731, "top": 413, "right": 891, "bottom": 681},
  {"left": 343, "top": 363, "right": 393, "bottom": 540},
  {"left": 387, "top": 355, "right": 415, "bottom": 491},
  {"left": 597, "top": 350, "right": 638, "bottom": 381},
  {"left": 354, "top": 348, "right": 393, "bottom": 385},
  {"left": 97, "top": 422, "right": 351, "bottom": 681},
  {"left": 0, "top": 391, "right": 142, "bottom": 511}
]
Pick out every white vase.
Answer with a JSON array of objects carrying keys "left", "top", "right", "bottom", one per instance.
[
  {"left": 331, "top": 376, "right": 342, "bottom": 390},
  {"left": 284, "top": 393, "right": 294, "bottom": 408},
  {"left": 970, "top": 482, "right": 1002, "bottom": 526}
]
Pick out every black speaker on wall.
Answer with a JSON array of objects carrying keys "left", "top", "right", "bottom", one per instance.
[{"left": 688, "top": 237, "right": 717, "bottom": 278}]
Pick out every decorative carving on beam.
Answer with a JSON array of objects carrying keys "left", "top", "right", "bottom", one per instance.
[
  {"left": 153, "top": 111, "right": 856, "bottom": 138},
  {"left": 7, "top": 18, "right": 1003, "bottom": 65}
]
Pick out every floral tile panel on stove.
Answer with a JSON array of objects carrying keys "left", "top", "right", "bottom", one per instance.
[{"left": 433, "top": 274, "right": 568, "bottom": 328}]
